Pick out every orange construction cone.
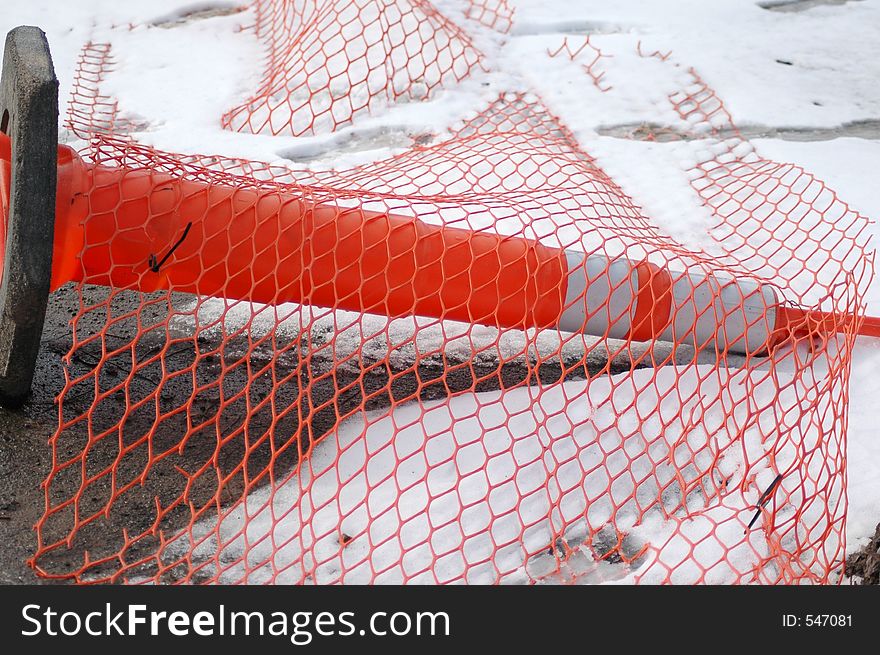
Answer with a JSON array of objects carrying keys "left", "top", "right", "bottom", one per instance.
[
  {"left": 1, "top": 27, "right": 878, "bottom": 408},
  {"left": 6, "top": 130, "right": 879, "bottom": 358}
]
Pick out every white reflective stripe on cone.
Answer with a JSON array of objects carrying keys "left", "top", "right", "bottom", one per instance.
[
  {"left": 558, "top": 251, "right": 638, "bottom": 339},
  {"left": 659, "top": 271, "right": 778, "bottom": 355}
]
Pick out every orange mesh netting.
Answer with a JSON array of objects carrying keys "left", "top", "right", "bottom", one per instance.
[
  {"left": 30, "top": 0, "right": 873, "bottom": 584},
  {"left": 221, "top": 0, "right": 486, "bottom": 136}
]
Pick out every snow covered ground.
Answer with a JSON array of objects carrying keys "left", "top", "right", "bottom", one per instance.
[
  {"left": 166, "top": 364, "right": 790, "bottom": 584},
  {"left": 3, "top": 0, "right": 879, "bottom": 582}
]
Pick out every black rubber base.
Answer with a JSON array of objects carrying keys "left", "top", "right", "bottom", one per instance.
[{"left": 0, "top": 27, "right": 58, "bottom": 408}]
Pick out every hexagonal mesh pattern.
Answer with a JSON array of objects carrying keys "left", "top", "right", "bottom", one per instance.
[{"left": 29, "top": 0, "right": 872, "bottom": 584}]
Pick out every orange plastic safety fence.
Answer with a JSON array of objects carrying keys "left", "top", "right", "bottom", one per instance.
[
  {"left": 31, "top": 0, "right": 872, "bottom": 584},
  {"left": 222, "top": 0, "right": 488, "bottom": 136}
]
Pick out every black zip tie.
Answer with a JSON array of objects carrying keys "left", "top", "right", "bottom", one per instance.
[
  {"left": 745, "top": 473, "right": 783, "bottom": 532},
  {"left": 148, "top": 221, "right": 192, "bottom": 273}
]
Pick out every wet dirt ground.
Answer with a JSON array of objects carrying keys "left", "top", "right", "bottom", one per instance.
[
  {"left": 2, "top": 283, "right": 875, "bottom": 584},
  {"left": 0, "top": 284, "right": 687, "bottom": 583}
]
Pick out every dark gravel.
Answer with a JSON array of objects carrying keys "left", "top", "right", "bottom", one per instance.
[{"left": 1, "top": 283, "right": 689, "bottom": 583}]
